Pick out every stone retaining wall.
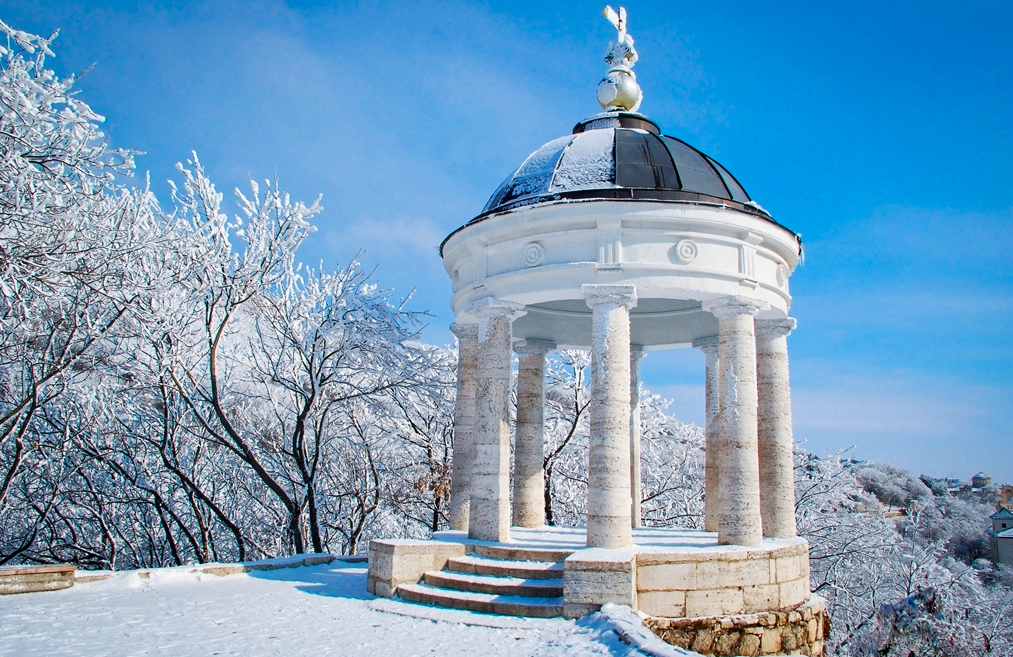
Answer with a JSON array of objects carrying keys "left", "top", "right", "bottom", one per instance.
[{"left": 643, "top": 594, "right": 829, "bottom": 656}]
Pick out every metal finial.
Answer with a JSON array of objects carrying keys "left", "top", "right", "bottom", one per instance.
[{"left": 597, "top": 6, "right": 642, "bottom": 112}]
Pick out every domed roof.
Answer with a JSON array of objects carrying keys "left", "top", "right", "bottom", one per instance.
[{"left": 479, "top": 112, "right": 768, "bottom": 220}]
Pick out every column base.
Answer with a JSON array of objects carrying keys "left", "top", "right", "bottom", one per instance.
[{"left": 586, "top": 515, "right": 634, "bottom": 549}]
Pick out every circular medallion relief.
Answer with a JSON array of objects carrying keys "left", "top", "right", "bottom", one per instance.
[
  {"left": 674, "top": 239, "right": 698, "bottom": 264},
  {"left": 523, "top": 242, "right": 545, "bottom": 267},
  {"left": 777, "top": 264, "right": 789, "bottom": 287}
]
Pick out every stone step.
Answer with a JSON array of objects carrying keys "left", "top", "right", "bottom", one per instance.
[
  {"left": 472, "top": 544, "right": 574, "bottom": 563},
  {"left": 398, "top": 583, "right": 563, "bottom": 618},
  {"left": 446, "top": 554, "right": 564, "bottom": 580},
  {"left": 423, "top": 570, "right": 563, "bottom": 597}
]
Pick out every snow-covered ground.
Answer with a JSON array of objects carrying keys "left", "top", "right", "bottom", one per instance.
[{"left": 0, "top": 562, "right": 646, "bottom": 657}]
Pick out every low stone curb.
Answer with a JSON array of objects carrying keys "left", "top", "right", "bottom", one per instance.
[
  {"left": 75, "top": 570, "right": 116, "bottom": 583},
  {"left": 76, "top": 553, "right": 367, "bottom": 584},
  {"left": 0, "top": 564, "right": 76, "bottom": 595},
  {"left": 600, "top": 603, "right": 704, "bottom": 657}
]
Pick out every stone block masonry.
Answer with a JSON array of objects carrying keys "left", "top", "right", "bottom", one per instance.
[
  {"left": 448, "top": 323, "right": 479, "bottom": 531},
  {"left": 466, "top": 297, "right": 526, "bottom": 543},
  {"left": 562, "top": 548, "right": 637, "bottom": 619},
  {"left": 513, "top": 339, "right": 555, "bottom": 528},
  {"left": 367, "top": 540, "right": 467, "bottom": 598},
  {"left": 636, "top": 539, "right": 810, "bottom": 618},
  {"left": 644, "top": 595, "right": 829, "bottom": 656}
]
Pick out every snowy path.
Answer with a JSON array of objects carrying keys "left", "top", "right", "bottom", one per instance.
[{"left": 0, "top": 563, "right": 639, "bottom": 656}]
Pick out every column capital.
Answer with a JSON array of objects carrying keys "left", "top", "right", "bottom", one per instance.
[
  {"left": 465, "top": 296, "right": 527, "bottom": 320},
  {"left": 692, "top": 335, "right": 720, "bottom": 353},
  {"left": 701, "top": 295, "right": 768, "bottom": 319},
  {"left": 631, "top": 344, "right": 646, "bottom": 361},
  {"left": 450, "top": 322, "right": 479, "bottom": 340},
  {"left": 755, "top": 317, "right": 797, "bottom": 340},
  {"left": 582, "top": 284, "right": 638, "bottom": 310},
  {"left": 514, "top": 339, "right": 556, "bottom": 356}
]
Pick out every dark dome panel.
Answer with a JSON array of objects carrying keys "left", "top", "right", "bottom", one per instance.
[
  {"left": 660, "top": 136, "right": 732, "bottom": 200},
  {"left": 705, "top": 156, "right": 750, "bottom": 204},
  {"left": 614, "top": 129, "right": 679, "bottom": 189}
]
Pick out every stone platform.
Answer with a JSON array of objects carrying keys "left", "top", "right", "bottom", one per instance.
[{"left": 368, "top": 526, "right": 810, "bottom": 621}]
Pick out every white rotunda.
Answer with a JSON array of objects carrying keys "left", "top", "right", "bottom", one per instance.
[
  {"left": 442, "top": 107, "right": 803, "bottom": 550},
  {"left": 369, "top": 8, "right": 827, "bottom": 653}
]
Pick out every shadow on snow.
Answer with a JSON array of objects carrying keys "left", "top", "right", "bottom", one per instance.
[{"left": 246, "top": 562, "right": 374, "bottom": 600}]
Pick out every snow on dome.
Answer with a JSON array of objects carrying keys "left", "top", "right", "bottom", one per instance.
[
  {"left": 478, "top": 113, "right": 764, "bottom": 221},
  {"left": 549, "top": 128, "right": 615, "bottom": 192}
]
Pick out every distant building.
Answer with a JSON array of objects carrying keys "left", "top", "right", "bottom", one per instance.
[
  {"left": 991, "top": 508, "right": 1013, "bottom": 566},
  {"left": 1001, "top": 485, "right": 1013, "bottom": 510},
  {"left": 994, "top": 508, "right": 1013, "bottom": 534},
  {"left": 948, "top": 472, "right": 1000, "bottom": 497},
  {"left": 973, "top": 472, "right": 993, "bottom": 488}
]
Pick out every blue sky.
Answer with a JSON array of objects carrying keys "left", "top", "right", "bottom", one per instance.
[{"left": 5, "top": 1, "right": 1011, "bottom": 482}]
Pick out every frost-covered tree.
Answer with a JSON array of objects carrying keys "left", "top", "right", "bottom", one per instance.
[
  {"left": 638, "top": 392, "right": 704, "bottom": 528},
  {"left": 537, "top": 349, "right": 704, "bottom": 528},
  {"left": 795, "top": 452, "right": 1013, "bottom": 655},
  {"left": 0, "top": 20, "right": 172, "bottom": 564},
  {"left": 0, "top": 19, "right": 455, "bottom": 566},
  {"left": 853, "top": 460, "right": 932, "bottom": 509},
  {"left": 541, "top": 350, "right": 591, "bottom": 526}
]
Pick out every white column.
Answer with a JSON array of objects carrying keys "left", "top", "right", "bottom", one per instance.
[
  {"left": 702, "top": 295, "right": 768, "bottom": 547},
  {"left": 513, "top": 339, "right": 555, "bottom": 528},
  {"left": 630, "top": 345, "right": 645, "bottom": 528},
  {"left": 755, "top": 318, "right": 798, "bottom": 539},
  {"left": 693, "top": 336, "right": 720, "bottom": 533},
  {"left": 467, "top": 297, "right": 526, "bottom": 543},
  {"left": 449, "top": 323, "right": 479, "bottom": 531},
  {"left": 583, "top": 284, "right": 637, "bottom": 549}
]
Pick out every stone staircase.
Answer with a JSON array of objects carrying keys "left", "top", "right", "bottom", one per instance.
[{"left": 396, "top": 544, "right": 573, "bottom": 618}]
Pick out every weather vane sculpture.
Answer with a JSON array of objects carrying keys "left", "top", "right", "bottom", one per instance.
[{"left": 597, "top": 5, "right": 642, "bottom": 113}]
